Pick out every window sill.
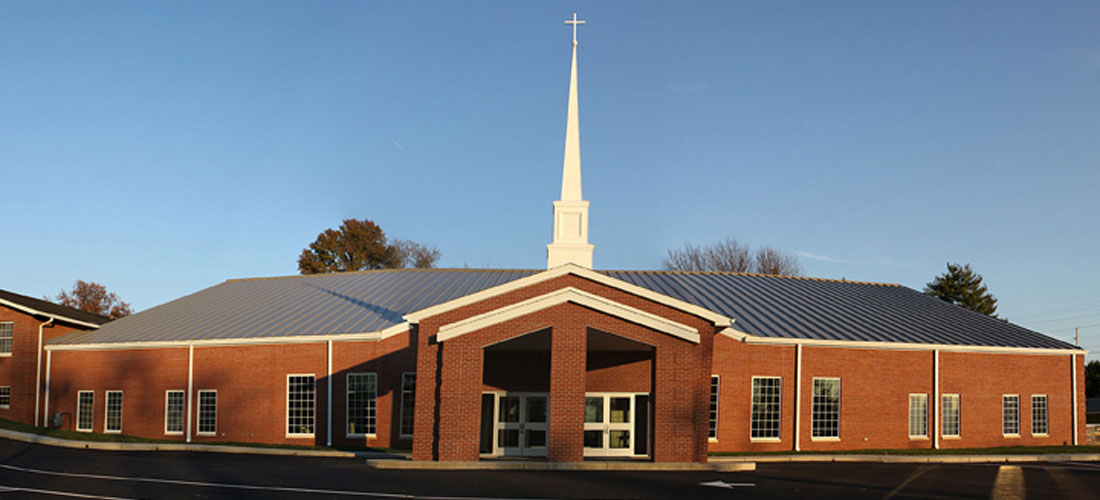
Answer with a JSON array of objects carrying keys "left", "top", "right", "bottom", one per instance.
[
  {"left": 811, "top": 436, "right": 840, "bottom": 442},
  {"left": 76, "top": 428, "right": 92, "bottom": 433},
  {"left": 708, "top": 437, "right": 718, "bottom": 443},
  {"left": 0, "top": 353, "right": 11, "bottom": 358},
  {"left": 104, "top": 430, "right": 121, "bottom": 434},
  {"left": 196, "top": 432, "right": 216, "bottom": 436},
  {"left": 346, "top": 433, "right": 378, "bottom": 439},
  {"left": 0, "top": 405, "right": 9, "bottom": 410},
  {"left": 1032, "top": 433, "right": 1049, "bottom": 438},
  {"left": 1003, "top": 434, "right": 1021, "bottom": 439},
  {"left": 165, "top": 431, "right": 183, "bottom": 436},
  {"left": 942, "top": 435, "right": 961, "bottom": 440},
  {"left": 287, "top": 434, "right": 315, "bottom": 439},
  {"left": 399, "top": 434, "right": 413, "bottom": 439},
  {"left": 750, "top": 437, "right": 781, "bottom": 443},
  {"left": 908, "top": 436, "right": 929, "bottom": 441}
]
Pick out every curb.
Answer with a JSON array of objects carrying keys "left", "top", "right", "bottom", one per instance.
[
  {"left": 366, "top": 459, "right": 756, "bottom": 471},
  {"left": 0, "top": 429, "right": 407, "bottom": 460},
  {"left": 708, "top": 453, "right": 1100, "bottom": 464}
]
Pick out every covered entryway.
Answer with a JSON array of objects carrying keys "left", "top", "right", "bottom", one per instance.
[{"left": 480, "top": 328, "right": 552, "bottom": 457}]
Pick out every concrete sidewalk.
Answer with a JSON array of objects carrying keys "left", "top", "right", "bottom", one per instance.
[
  {"left": 0, "top": 428, "right": 406, "bottom": 459},
  {"left": 709, "top": 453, "right": 1100, "bottom": 464}
]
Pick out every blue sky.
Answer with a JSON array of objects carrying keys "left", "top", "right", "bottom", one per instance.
[{"left": 2, "top": 2, "right": 1098, "bottom": 356}]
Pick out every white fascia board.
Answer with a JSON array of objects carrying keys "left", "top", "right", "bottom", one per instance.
[
  {"left": 45, "top": 330, "right": 392, "bottom": 351},
  {"left": 0, "top": 298, "right": 102, "bottom": 329},
  {"left": 404, "top": 263, "right": 732, "bottom": 327},
  {"left": 436, "top": 286, "right": 700, "bottom": 344},
  {"left": 720, "top": 328, "right": 1087, "bottom": 356}
]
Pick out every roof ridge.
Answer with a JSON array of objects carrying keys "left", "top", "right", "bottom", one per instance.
[
  {"left": 225, "top": 268, "right": 541, "bottom": 283},
  {"left": 599, "top": 269, "right": 900, "bottom": 287}
]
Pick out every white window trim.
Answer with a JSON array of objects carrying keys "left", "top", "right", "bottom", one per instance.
[
  {"left": 76, "top": 391, "right": 94, "bottom": 432},
  {"left": 345, "top": 372, "right": 377, "bottom": 438},
  {"left": 196, "top": 389, "right": 217, "bottom": 436},
  {"left": 164, "top": 390, "right": 184, "bottom": 435},
  {"left": 941, "top": 393, "right": 961, "bottom": 439},
  {"left": 908, "top": 393, "right": 929, "bottom": 440},
  {"left": 0, "top": 386, "right": 10, "bottom": 409},
  {"left": 1002, "top": 394, "right": 1020, "bottom": 438},
  {"left": 286, "top": 374, "right": 316, "bottom": 438},
  {"left": 810, "top": 377, "right": 841, "bottom": 441},
  {"left": 1031, "top": 394, "right": 1049, "bottom": 437},
  {"left": 104, "top": 390, "right": 123, "bottom": 433},
  {"left": 399, "top": 372, "right": 416, "bottom": 439},
  {"left": 749, "top": 375, "right": 782, "bottom": 443},
  {"left": 0, "top": 321, "right": 13, "bottom": 357},
  {"left": 709, "top": 375, "right": 720, "bottom": 442}
]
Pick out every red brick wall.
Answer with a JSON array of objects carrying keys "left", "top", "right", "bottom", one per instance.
[
  {"left": 709, "top": 337, "right": 796, "bottom": 453},
  {"left": 0, "top": 307, "right": 88, "bottom": 426}
]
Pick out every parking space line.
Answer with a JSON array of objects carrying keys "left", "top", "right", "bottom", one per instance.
[
  {"left": 882, "top": 465, "right": 934, "bottom": 500},
  {"left": 990, "top": 465, "right": 1025, "bottom": 500},
  {"left": 1046, "top": 467, "right": 1094, "bottom": 499},
  {"left": 0, "top": 485, "right": 137, "bottom": 500},
  {"left": 0, "top": 463, "right": 556, "bottom": 500}
]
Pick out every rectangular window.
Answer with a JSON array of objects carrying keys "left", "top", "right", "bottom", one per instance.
[
  {"left": 287, "top": 375, "right": 315, "bottom": 437},
  {"left": 105, "top": 391, "right": 123, "bottom": 433},
  {"left": 347, "top": 373, "right": 377, "bottom": 436},
  {"left": 1003, "top": 395, "right": 1020, "bottom": 436},
  {"left": 1031, "top": 395, "right": 1048, "bottom": 435},
  {"left": 0, "top": 386, "right": 10, "bottom": 409},
  {"left": 198, "top": 390, "right": 217, "bottom": 435},
  {"left": 709, "top": 375, "right": 720, "bottom": 439},
  {"left": 0, "top": 322, "right": 12, "bottom": 355},
  {"left": 399, "top": 372, "right": 416, "bottom": 438},
  {"left": 77, "top": 391, "right": 94, "bottom": 431},
  {"left": 750, "top": 376, "right": 782, "bottom": 439},
  {"left": 812, "top": 378, "right": 840, "bottom": 439},
  {"left": 942, "top": 394, "right": 960, "bottom": 437},
  {"left": 165, "top": 391, "right": 184, "bottom": 434},
  {"left": 908, "top": 394, "right": 928, "bottom": 438}
]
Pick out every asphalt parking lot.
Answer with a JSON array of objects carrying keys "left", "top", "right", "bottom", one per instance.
[{"left": 2, "top": 438, "right": 1100, "bottom": 499}]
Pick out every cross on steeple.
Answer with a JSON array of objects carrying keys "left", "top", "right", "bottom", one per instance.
[{"left": 565, "top": 11, "right": 585, "bottom": 46}]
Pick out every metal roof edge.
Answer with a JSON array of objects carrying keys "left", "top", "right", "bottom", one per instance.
[
  {"left": 724, "top": 330, "right": 1086, "bottom": 356},
  {"left": 0, "top": 297, "right": 103, "bottom": 329}
]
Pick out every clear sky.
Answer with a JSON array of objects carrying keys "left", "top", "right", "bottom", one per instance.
[{"left": 2, "top": 2, "right": 1098, "bottom": 356}]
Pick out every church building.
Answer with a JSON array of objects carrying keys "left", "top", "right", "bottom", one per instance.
[{"left": 4, "top": 15, "right": 1085, "bottom": 463}]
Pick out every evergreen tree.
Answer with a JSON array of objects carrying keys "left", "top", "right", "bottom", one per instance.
[{"left": 924, "top": 263, "right": 998, "bottom": 316}]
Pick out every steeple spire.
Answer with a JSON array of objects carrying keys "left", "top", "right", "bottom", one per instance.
[{"left": 547, "top": 12, "right": 594, "bottom": 269}]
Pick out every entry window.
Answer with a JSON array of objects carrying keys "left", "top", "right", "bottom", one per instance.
[
  {"left": 346, "top": 373, "right": 377, "bottom": 436},
  {"left": 0, "top": 386, "right": 9, "bottom": 409},
  {"left": 811, "top": 378, "right": 840, "bottom": 439},
  {"left": 942, "top": 394, "right": 960, "bottom": 437},
  {"left": 584, "top": 397, "right": 604, "bottom": 448},
  {"left": 77, "top": 391, "right": 94, "bottom": 431},
  {"left": 0, "top": 322, "right": 11, "bottom": 355},
  {"left": 198, "top": 390, "right": 217, "bottom": 435},
  {"left": 287, "top": 375, "right": 315, "bottom": 437},
  {"left": 751, "top": 377, "right": 781, "bottom": 439},
  {"left": 399, "top": 373, "right": 416, "bottom": 438},
  {"left": 709, "top": 375, "right": 719, "bottom": 439},
  {"left": 165, "top": 391, "right": 184, "bottom": 434},
  {"left": 105, "top": 391, "right": 123, "bottom": 433},
  {"left": 1031, "top": 395, "right": 1048, "bottom": 435},
  {"left": 1003, "top": 395, "right": 1020, "bottom": 436},
  {"left": 908, "top": 394, "right": 928, "bottom": 438}
]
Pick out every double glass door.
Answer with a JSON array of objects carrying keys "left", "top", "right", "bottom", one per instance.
[
  {"left": 490, "top": 392, "right": 548, "bottom": 457},
  {"left": 584, "top": 393, "right": 644, "bottom": 457}
]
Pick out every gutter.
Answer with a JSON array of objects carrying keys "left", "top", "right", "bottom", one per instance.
[{"left": 36, "top": 316, "right": 54, "bottom": 427}]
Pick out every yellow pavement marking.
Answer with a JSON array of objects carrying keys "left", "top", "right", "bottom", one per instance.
[
  {"left": 990, "top": 465, "right": 1025, "bottom": 500},
  {"left": 882, "top": 465, "right": 935, "bottom": 500},
  {"left": 1046, "top": 467, "right": 1093, "bottom": 499}
]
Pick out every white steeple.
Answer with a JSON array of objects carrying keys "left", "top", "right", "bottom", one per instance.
[{"left": 547, "top": 12, "right": 594, "bottom": 269}]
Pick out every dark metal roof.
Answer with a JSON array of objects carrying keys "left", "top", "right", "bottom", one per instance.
[
  {"left": 0, "top": 289, "right": 110, "bottom": 326},
  {"left": 48, "top": 269, "right": 1075, "bottom": 350}
]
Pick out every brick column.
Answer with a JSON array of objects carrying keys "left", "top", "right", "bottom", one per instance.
[
  {"left": 435, "top": 340, "right": 484, "bottom": 461},
  {"left": 548, "top": 321, "right": 586, "bottom": 462}
]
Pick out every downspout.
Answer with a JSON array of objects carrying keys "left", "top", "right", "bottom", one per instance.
[
  {"left": 187, "top": 344, "right": 194, "bottom": 443},
  {"left": 794, "top": 344, "right": 802, "bottom": 452},
  {"left": 327, "top": 340, "right": 333, "bottom": 447},
  {"left": 35, "top": 317, "right": 54, "bottom": 427},
  {"left": 1072, "top": 353, "right": 1078, "bottom": 446},
  {"left": 933, "top": 349, "right": 940, "bottom": 449},
  {"left": 44, "top": 350, "right": 52, "bottom": 427}
]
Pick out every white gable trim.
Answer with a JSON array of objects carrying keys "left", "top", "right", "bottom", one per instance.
[
  {"left": 404, "top": 263, "right": 732, "bottom": 327},
  {"left": 0, "top": 298, "right": 103, "bottom": 329},
  {"left": 436, "top": 287, "right": 700, "bottom": 343},
  {"left": 718, "top": 327, "right": 1087, "bottom": 355}
]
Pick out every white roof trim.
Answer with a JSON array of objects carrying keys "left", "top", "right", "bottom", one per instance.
[
  {"left": 0, "top": 298, "right": 103, "bottom": 329},
  {"left": 718, "top": 327, "right": 1086, "bottom": 356},
  {"left": 405, "top": 263, "right": 731, "bottom": 326},
  {"left": 45, "top": 330, "right": 398, "bottom": 351},
  {"left": 437, "top": 287, "right": 700, "bottom": 343}
]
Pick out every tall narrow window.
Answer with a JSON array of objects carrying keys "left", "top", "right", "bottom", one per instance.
[
  {"left": 165, "top": 391, "right": 184, "bottom": 434},
  {"left": 347, "top": 373, "right": 377, "bottom": 436},
  {"left": 77, "top": 391, "right": 94, "bottom": 431},
  {"left": 0, "top": 322, "right": 12, "bottom": 355},
  {"left": 1003, "top": 395, "right": 1020, "bottom": 436},
  {"left": 812, "top": 378, "right": 840, "bottom": 439},
  {"left": 399, "top": 373, "right": 416, "bottom": 438},
  {"left": 751, "top": 377, "right": 782, "bottom": 439},
  {"left": 908, "top": 394, "right": 928, "bottom": 438},
  {"left": 287, "top": 375, "right": 315, "bottom": 437},
  {"left": 942, "top": 394, "right": 960, "bottom": 437},
  {"left": 105, "top": 391, "right": 123, "bottom": 433},
  {"left": 709, "top": 375, "right": 720, "bottom": 439},
  {"left": 1031, "top": 395, "right": 1048, "bottom": 435},
  {"left": 197, "top": 390, "right": 217, "bottom": 435},
  {"left": 0, "top": 386, "right": 10, "bottom": 409}
]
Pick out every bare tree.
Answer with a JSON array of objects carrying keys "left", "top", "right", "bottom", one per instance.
[
  {"left": 53, "top": 280, "right": 132, "bottom": 319},
  {"left": 663, "top": 237, "right": 803, "bottom": 276},
  {"left": 391, "top": 239, "right": 442, "bottom": 269}
]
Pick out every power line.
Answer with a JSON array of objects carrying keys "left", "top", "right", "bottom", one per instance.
[
  {"left": 1023, "top": 312, "right": 1100, "bottom": 325},
  {"left": 1011, "top": 299, "right": 1100, "bottom": 320}
]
